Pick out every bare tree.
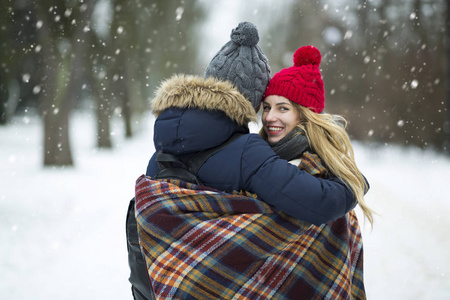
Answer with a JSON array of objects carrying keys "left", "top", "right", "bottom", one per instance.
[
  {"left": 34, "top": 0, "right": 96, "bottom": 166},
  {"left": 445, "top": 0, "right": 450, "bottom": 154},
  {"left": 0, "top": 3, "right": 41, "bottom": 124},
  {"left": 0, "top": 6, "right": 10, "bottom": 124}
]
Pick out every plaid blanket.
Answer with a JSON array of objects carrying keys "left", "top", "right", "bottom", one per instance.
[{"left": 135, "top": 153, "right": 365, "bottom": 300}]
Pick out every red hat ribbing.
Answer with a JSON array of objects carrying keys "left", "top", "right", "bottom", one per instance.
[{"left": 263, "top": 45, "right": 325, "bottom": 113}]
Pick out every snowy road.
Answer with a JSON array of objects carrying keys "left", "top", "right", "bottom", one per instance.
[{"left": 1, "top": 113, "right": 449, "bottom": 299}]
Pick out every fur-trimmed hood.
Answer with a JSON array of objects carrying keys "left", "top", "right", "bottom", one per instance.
[{"left": 151, "top": 74, "right": 257, "bottom": 125}]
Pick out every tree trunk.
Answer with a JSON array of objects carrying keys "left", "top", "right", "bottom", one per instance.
[
  {"left": 42, "top": 54, "right": 74, "bottom": 166},
  {"left": 0, "top": 71, "right": 9, "bottom": 125},
  {"left": 121, "top": 83, "right": 133, "bottom": 138},
  {"left": 34, "top": 4, "right": 73, "bottom": 166},
  {"left": 43, "top": 112, "right": 73, "bottom": 166},
  {"left": 95, "top": 79, "right": 113, "bottom": 148},
  {"left": 112, "top": 1, "right": 137, "bottom": 139},
  {"left": 445, "top": 0, "right": 450, "bottom": 154},
  {"left": 35, "top": 1, "right": 95, "bottom": 166}
]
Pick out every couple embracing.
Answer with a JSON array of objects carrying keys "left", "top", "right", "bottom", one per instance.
[{"left": 127, "top": 22, "right": 373, "bottom": 300}]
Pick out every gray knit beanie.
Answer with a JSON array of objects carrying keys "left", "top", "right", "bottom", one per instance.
[{"left": 204, "top": 22, "right": 271, "bottom": 109}]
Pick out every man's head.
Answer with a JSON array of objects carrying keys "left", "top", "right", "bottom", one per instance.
[{"left": 205, "top": 22, "right": 271, "bottom": 111}]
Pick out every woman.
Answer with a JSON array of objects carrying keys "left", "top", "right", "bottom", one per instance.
[
  {"left": 259, "top": 45, "right": 373, "bottom": 299},
  {"left": 260, "top": 45, "right": 373, "bottom": 225}
]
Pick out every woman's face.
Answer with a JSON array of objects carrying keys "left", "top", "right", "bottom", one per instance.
[{"left": 262, "top": 95, "right": 300, "bottom": 143}]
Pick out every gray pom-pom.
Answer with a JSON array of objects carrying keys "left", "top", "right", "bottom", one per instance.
[{"left": 230, "top": 22, "right": 259, "bottom": 46}]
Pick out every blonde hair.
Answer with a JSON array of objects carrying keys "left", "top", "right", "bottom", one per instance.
[{"left": 260, "top": 103, "right": 374, "bottom": 226}]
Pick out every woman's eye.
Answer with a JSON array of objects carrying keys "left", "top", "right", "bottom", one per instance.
[
  {"left": 280, "top": 107, "right": 289, "bottom": 111},
  {"left": 263, "top": 106, "right": 270, "bottom": 111}
]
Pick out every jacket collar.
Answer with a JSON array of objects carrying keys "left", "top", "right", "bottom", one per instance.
[{"left": 151, "top": 74, "right": 257, "bottom": 126}]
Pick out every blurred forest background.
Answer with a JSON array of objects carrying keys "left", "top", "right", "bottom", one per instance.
[{"left": 1, "top": 0, "right": 449, "bottom": 166}]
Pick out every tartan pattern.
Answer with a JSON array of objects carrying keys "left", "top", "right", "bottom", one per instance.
[
  {"left": 135, "top": 154, "right": 365, "bottom": 300},
  {"left": 297, "top": 152, "right": 328, "bottom": 178}
]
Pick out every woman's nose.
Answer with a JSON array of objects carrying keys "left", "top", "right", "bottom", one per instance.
[{"left": 265, "top": 110, "right": 277, "bottom": 122}]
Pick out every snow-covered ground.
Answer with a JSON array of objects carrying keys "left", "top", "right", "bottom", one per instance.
[{"left": 1, "top": 112, "right": 449, "bottom": 299}]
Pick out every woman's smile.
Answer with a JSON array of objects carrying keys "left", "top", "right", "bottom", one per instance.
[
  {"left": 267, "top": 126, "right": 283, "bottom": 133},
  {"left": 266, "top": 126, "right": 285, "bottom": 138}
]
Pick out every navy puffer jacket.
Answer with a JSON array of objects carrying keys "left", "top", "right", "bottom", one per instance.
[{"left": 146, "top": 74, "right": 356, "bottom": 225}]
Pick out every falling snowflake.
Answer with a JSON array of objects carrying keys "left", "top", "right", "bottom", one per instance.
[
  {"left": 64, "top": 9, "right": 72, "bottom": 17},
  {"left": 343, "top": 30, "right": 353, "bottom": 40},
  {"left": 22, "top": 74, "right": 30, "bottom": 83},
  {"left": 175, "top": 7, "right": 184, "bottom": 21}
]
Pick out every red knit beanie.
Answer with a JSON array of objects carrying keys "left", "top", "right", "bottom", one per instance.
[{"left": 263, "top": 45, "right": 325, "bottom": 113}]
